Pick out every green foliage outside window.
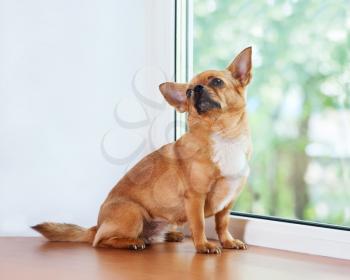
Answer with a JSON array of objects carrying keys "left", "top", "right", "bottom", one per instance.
[{"left": 193, "top": 0, "right": 350, "bottom": 226}]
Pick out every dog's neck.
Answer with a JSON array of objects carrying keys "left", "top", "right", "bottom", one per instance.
[{"left": 188, "top": 105, "right": 248, "bottom": 139}]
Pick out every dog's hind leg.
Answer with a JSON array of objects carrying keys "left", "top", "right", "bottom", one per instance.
[
  {"left": 165, "top": 224, "right": 184, "bottom": 242},
  {"left": 98, "top": 237, "right": 146, "bottom": 250},
  {"left": 93, "top": 200, "right": 146, "bottom": 250}
]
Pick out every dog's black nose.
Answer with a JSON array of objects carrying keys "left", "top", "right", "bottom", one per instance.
[{"left": 194, "top": 85, "right": 204, "bottom": 94}]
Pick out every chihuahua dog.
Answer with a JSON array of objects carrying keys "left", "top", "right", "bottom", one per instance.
[{"left": 33, "top": 47, "right": 253, "bottom": 254}]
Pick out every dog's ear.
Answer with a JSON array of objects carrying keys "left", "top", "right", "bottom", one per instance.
[
  {"left": 159, "top": 82, "right": 188, "bottom": 112},
  {"left": 227, "top": 47, "right": 252, "bottom": 86}
]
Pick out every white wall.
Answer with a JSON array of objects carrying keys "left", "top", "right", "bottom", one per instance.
[{"left": 0, "top": 0, "right": 175, "bottom": 235}]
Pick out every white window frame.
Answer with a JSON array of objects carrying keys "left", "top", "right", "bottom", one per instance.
[{"left": 175, "top": 0, "right": 350, "bottom": 260}]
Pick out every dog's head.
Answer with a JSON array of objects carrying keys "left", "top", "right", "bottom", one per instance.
[{"left": 159, "top": 47, "right": 252, "bottom": 128}]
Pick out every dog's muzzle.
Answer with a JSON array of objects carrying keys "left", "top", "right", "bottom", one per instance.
[{"left": 193, "top": 85, "right": 221, "bottom": 115}]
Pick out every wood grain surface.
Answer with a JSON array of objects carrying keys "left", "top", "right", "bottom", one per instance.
[{"left": 0, "top": 237, "right": 349, "bottom": 280}]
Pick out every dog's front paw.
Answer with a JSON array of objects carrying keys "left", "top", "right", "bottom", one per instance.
[
  {"left": 196, "top": 242, "right": 222, "bottom": 254},
  {"left": 221, "top": 239, "right": 247, "bottom": 250}
]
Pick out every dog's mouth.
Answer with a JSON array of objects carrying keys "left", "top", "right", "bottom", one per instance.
[{"left": 194, "top": 90, "right": 221, "bottom": 115}]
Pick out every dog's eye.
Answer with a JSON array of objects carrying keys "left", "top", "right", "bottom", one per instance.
[
  {"left": 186, "top": 89, "right": 193, "bottom": 98},
  {"left": 211, "top": 78, "right": 224, "bottom": 87}
]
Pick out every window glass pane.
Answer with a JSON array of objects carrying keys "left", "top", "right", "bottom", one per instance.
[{"left": 193, "top": 0, "right": 350, "bottom": 226}]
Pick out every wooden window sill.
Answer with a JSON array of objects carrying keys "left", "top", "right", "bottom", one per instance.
[{"left": 0, "top": 237, "right": 349, "bottom": 280}]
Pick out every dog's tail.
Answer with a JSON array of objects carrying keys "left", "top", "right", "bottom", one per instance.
[{"left": 31, "top": 222, "right": 97, "bottom": 244}]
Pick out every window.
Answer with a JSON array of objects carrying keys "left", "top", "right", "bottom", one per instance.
[{"left": 178, "top": 0, "right": 350, "bottom": 228}]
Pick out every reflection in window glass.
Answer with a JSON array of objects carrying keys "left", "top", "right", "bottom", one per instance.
[{"left": 193, "top": 0, "right": 350, "bottom": 226}]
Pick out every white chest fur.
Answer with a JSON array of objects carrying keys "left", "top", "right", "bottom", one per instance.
[
  {"left": 210, "top": 133, "right": 250, "bottom": 212},
  {"left": 211, "top": 133, "right": 250, "bottom": 178}
]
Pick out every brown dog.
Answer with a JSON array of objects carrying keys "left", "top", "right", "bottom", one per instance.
[{"left": 33, "top": 47, "right": 253, "bottom": 254}]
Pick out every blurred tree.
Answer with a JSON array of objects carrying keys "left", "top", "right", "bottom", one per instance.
[{"left": 193, "top": 0, "right": 350, "bottom": 225}]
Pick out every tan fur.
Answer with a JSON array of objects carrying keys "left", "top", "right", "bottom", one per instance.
[
  {"left": 165, "top": 231, "right": 184, "bottom": 242},
  {"left": 32, "top": 47, "right": 253, "bottom": 254},
  {"left": 31, "top": 223, "right": 97, "bottom": 243}
]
